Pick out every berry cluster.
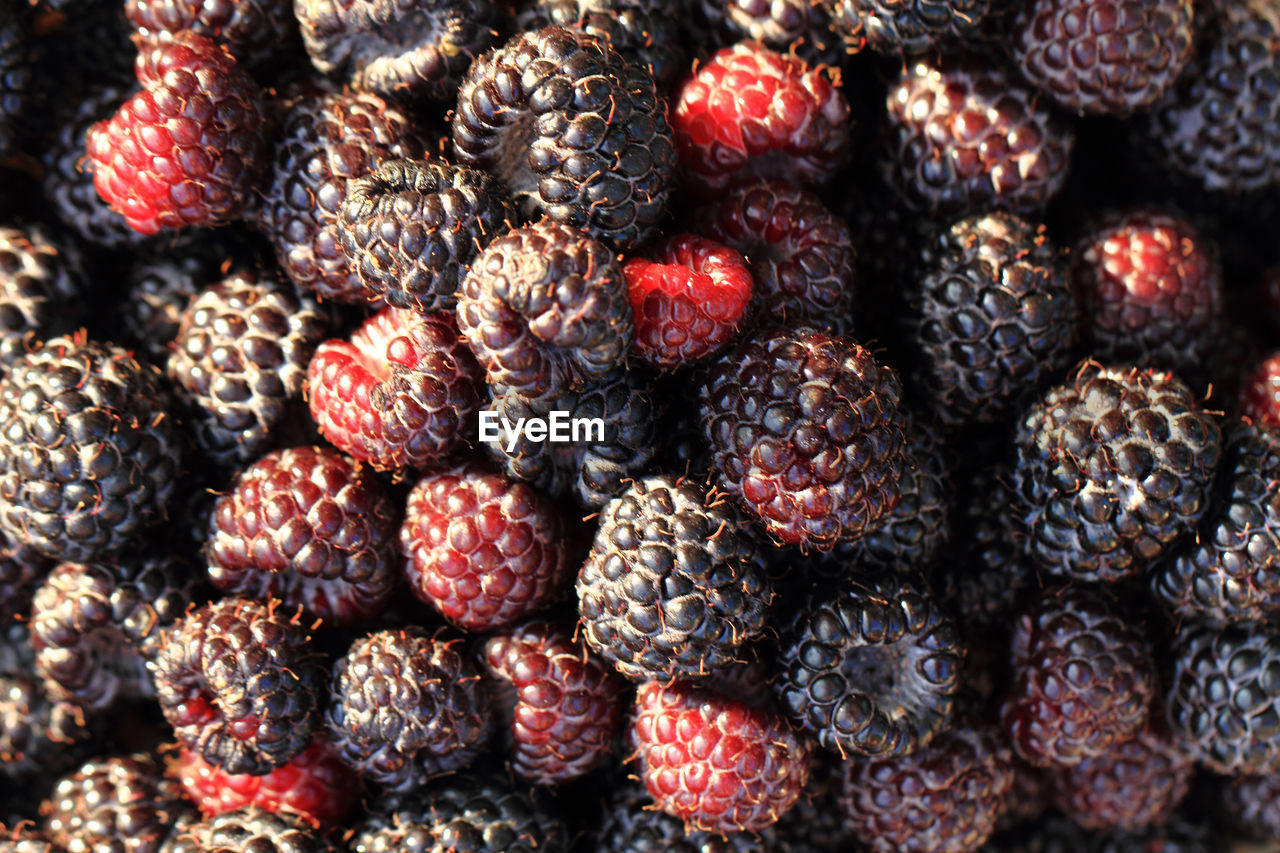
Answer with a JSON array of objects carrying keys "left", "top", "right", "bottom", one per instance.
[{"left": 0, "top": 0, "right": 1277, "bottom": 850}]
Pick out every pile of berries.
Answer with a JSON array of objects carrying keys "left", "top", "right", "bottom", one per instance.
[{"left": 1, "top": 0, "right": 1279, "bottom": 850}]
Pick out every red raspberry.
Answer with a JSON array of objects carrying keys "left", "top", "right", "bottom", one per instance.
[
  {"left": 694, "top": 177, "right": 857, "bottom": 334},
  {"left": 207, "top": 445, "right": 400, "bottom": 627},
  {"left": 307, "top": 308, "right": 482, "bottom": 471},
  {"left": 630, "top": 680, "right": 812, "bottom": 834},
  {"left": 398, "top": 461, "right": 572, "bottom": 632},
  {"left": 173, "top": 737, "right": 356, "bottom": 828},
  {"left": 1241, "top": 351, "right": 1280, "bottom": 429},
  {"left": 480, "top": 620, "right": 624, "bottom": 786},
  {"left": 622, "top": 234, "right": 753, "bottom": 369},
  {"left": 671, "top": 41, "right": 850, "bottom": 197},
  {"left": 86, "top": 32, "right": 266, "bottom": 235}
]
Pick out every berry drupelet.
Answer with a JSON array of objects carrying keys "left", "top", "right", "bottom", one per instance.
[
  {"left": 456, "top": 219, "right": 633, "bottom": 400},
  {"left": 207, "top": 445, "right": 400, "bottom": 626},
  {"left": 1072, "top": 209, "right": 1223, "bottom": 386},
  {"left": 839, "top": 718, "right": 1014, "bottom": 853},
  {"left": 773, "top": 568, "right": 962, "bottom": 757},
  {"left": 149, "top": 597, "right": 324, "bottom": 776},
  {"left": 1011, "top": 362, "right": 1221, "bottom": 583},
  {"left": 325, "top": 628, "right": 493, "bottom": 792},
  {"left": 1150, "top": 420, "right": 1280, "bottom": 626},
  {"left": 827, "top": 0, "right": 1002, "bottom": 55},
  {"left": 87, "top": 33, "right": 267, "bottom": 234},
  {"left": 482, "top": 368, "right": 658, "bottom": 509},
  {"left": 884, "top": 55, "right": 1076, "bottom": 217},
  {"left": 307, "top": 308, "right": 482, "bottom": 472},
  {"left": 480, "top": 620, "right": 624, "bottom": 785},
  {"left": 899, "top": 211, "right": 1077, "bottom": 429},
  {"left": 1000, "top": 585, "right": 1156, "bottom": 767},
  {"left": 168, "top": 272, "right": 329, "bottom": 466},
  {"left": 577, "top": 475, "right": 772, "bottom": 681},
  {"left": 296, "top": 0, "right": 499, "bottom": 102},
  {"left": 693, "top": 178, "right": 857, "bottom": 334},
  {"left": 29, "top": 554, "right": 193, "bottom": 710},
  {"left": 1242, "top": 351, "right": 1280, "bottom": 428},
  {"left": 399, "top": 461, "right": 571, "bottom": 632},
  {"left": 259, "top": 91, "right": 422, "bottom": 303},
  {"left": 453, "top": 25, "right": 676, "bottom": 250},
  {"left": 630, "top": 679, "right": 813, "bottom": 834},
  {"left": 622, "top": 233, "right": 753, "bottom": 369},
  {"left": 699, "top": 326, "right": 908, "bottom": 550},
  {"left": 1012, "top": 0, "right": 1196, "bottom": 116},
  {"left": 337, "top": 158, "right": 514, "bottom": 313},
  {"left": 0, "top": 336, "right": 181, "bottom": 562},
  {"left": 672, "top": 41, "right": 850, "bottom": 197}
]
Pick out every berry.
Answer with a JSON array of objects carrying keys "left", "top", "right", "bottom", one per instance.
[
  {"left": 671, "top": 41, "right": 850, "bottom": 196},
  {"left": 0, "top": 225, "right": 86, "bottom": 372},
  {"left": 0, "top": 625, "right": 95, "bottom": 781},
  {"left": 348, "top": 773, "right": 569, "bottom": 853},
  {"left": 1011, "top": 362, "right": 1221, "bottom": 582},
  {"left": 693, "top": 178, "right": 857, "bottom": 334},
  {"left": 899, "top": 211, "right": 1077, "bottom": 429},
  {"left": 0, "top": 336, "right": 181, "bottom": 562},
  {"left": 86, "top": 32, "right": 267, "bottom": 234},
  {"left": 479, "top": 620, "right": 624, "bottom": 785},
  {"left": 630, "top": 679, "right": 813, "bottom": 834},
  {"left": 453, "top": 25, "right": 676, "bottom": 250},
  {"left": 1221, "top": 773, "right": 1280, "bottom": 841},
  {"left": 1150, "top": 420, "right": 1280, "bottom": 626},
  {"left": 165, "top": 806, "right": 337, "bottom": 853},
  {"left": 0, "top": 537, "right": 49, "bottom": 624},
  {"left": 828, "top": 0, "right": 1002, "bottom": 55},
  {"left": 307, "top": 308, "right": 482, "bottom": 471},
  {"left": 1044, "top": 724, "right": 1193, "bottom": 832},
  {"left": 622, "top": 234, "right": 753, "bottom": 368},
  {"left": 594, "top": 781, "right": 777, "bottom": 852},
  {"left": 42, "top": 755, "right": 195, "bottom": 853},
  {"left": 173, "top": 737, "right": 355, "bottom": 828},
  {"left": 884, "top": 55, "right": 1076, "bottom": 217},
  {"left": 399, "top": 461, "right": 571, "bottom": 631},
  {"left": 773, "top": 569, "right": 962, "bottom": 757},
  {"left": 259, "top": 91, "right": 422, "bottom": 303},
  {"left": 516, "top": 0, "right": 687, "bottom": 88},
  {"left": 337, "top": 158, "right": 514, "bottom": 313},
  {"left": 325, "top": 628, "right": 493, "bottom": 792},
  {"left": 1135, "top": 0, "right": 1280, "bottom": 194},
  {"left": 1012, "top": 0, "right": 1196, "bottom": 116},
  {"left": 482, "top": 368, "right": 658, "bottom": 508},
  {"left": 40, "top": 84, "right": 144, "bottom": 250},
  {"left": 694, "top": 0, "right": 842, "bottom": 66},
  {"left": 29, "top": 554, "right": 192, "bottom": 710},
  {"left": 1166, "top": 620, "right": 1280, "bottom": 775},
  {"left": 124, "top": 0, "right": 298, "bottom": 71},
  {"left": 1072, "top": 209, "right": 1223, "bottom": 385},
  {"left": 839, "top": 720, "right": 1014, "bottom": 853},
  {"left": 207, "top": 445, "right": 400, "bottom": 626},
  {"left": 577, "top": 475, "right": 772, "bottom": 681},
  {"left": 1242, "top": 351, "right": 1280, "bottom": 428},
  {"left": 1094, "top": 815, "right": 1214, "bottom": 853},
  {"left": 699, "top": 326, "right": 908, "bottom": 550},
  {"left": 456, "top": 219, "right": 633, "bottom": 400},
  {"left": 0, "top": 3, "right": 31, "bottom": 158},
  {"left": 149, "top": 597, "right": 324, "bottom": 775},
  {"left": 999, "top": 585, "right": 1156, "bottom": 767},
  {"left": 296, "top": 0, "right": 498, "bottom": 101},
  {"left": 168, "top": 272, "right": 329, "bottom": 465}
]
